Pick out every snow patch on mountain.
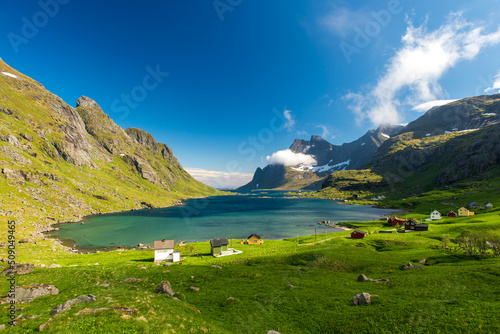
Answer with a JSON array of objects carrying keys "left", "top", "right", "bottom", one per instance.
[
  {"left": 381, "top": 133, "right": 390, "bottom": 139},
  {"left": 1, "top": 72, "right": 17, "bottom": 78},
  {"left": 291, "top": 159, "right": 350, "bottom": 173}
]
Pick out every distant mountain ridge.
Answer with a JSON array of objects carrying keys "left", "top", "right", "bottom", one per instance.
[{"left": 239, "top": 124, "right": 403, "bottom": 190}]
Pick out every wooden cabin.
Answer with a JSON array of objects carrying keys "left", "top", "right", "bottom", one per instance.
[
  {"left": 458, "top": 207, "right": 475, "bottom": 217},
  {"left": 210, "top": 238, "right": 229, "bottom": 256},
  {"left": 387, "top": 217, "right": 407, "bottom": 226},
  {"left": 404, "top": 218, "right": 428, "bottom": 232},
  {"left": 247, "top": 234, "right": 264, "bottom": 245},
  {"left": 351, "top": 230, "right": 367, "bottom": 239},
  {"left": 447, "top": 210, "right": 457, "bottom": 217},
  {"left": 154, "top": 239, "right": 180, "bottom": 263}
]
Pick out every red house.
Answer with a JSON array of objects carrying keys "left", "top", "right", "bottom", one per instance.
[
  {"left": 387, "top": 217, "right": 407, "bottom": 226},
  {"left": 447, "top": 210, "right": 457, "bottom": 217},
  {"left": 351, "top": 230, "right": 367, "bottom": 239}
]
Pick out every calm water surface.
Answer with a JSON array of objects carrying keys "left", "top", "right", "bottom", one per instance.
[{"left": 50, "top": 191, "right": 395, "bottom": 250}]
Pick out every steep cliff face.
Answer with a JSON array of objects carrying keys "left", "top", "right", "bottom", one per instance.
[{"left": 0, "top": 58, "right": 217, "bottom": 239}]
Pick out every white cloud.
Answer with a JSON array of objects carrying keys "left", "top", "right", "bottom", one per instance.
[
  {"left": 316, "top": 125, "right": 331, "bottom": 139},
  {"left": 322, "top": 94, "right": 334, "bottom": 106},
  {"left": 185, "top": 167, "right": 253, "bottom": 189},
  {"left": 321, "top": 7, "right": 370, "bottom": 38},
  {"left": 346, "top": 13, "right": 500, "bottom": 125},
  {"left": 296, "top": 130, "right": 309, "bottom": 136},
  {"left": 266, "top": 149, "right": 317, "bottom": 166},
  {"left": 484, "top": 70, "right": 500, "bottom": 93},
  {"left": 412, "top": 99, "right": 458, "bottom": 112},
  {"left": 283, "top": 109, "right": 295, "bottom": 132}
]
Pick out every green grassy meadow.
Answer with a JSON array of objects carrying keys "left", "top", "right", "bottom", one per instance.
[{"left": 1, "top": 202, "right": 499, "bottom": 333}]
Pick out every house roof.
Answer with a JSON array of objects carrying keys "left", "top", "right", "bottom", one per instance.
[
  {"left": 431, "top": 210, "right": 441, "bottom": 214},
  {"left": 248, "top": 233, "right": 261, "bottom": 239},
  {"left": 210, "top": 238, "right": 229, "bottom": 247},
  {"left": 447, "top": 210, "right": 456, "bottom": 214},
  {"left": 408, "top": 218, "right": 419, "bottom": 224},
  {"left": 154, "top": 240, "right": 174, "bottom": 250},
  {"left": 352, "top": 230, "right": 367, "bottom": 234},
  {"left": 459, "top": 206, "right": 468, "bottom": 210}
]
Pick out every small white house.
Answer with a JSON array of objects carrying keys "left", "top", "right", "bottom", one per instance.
[
  {"left": 154, "top": 239, "right": 180, "bottom": 263},
  {"left": 430, "top": 210, "right": 442, "bottom": 220}
]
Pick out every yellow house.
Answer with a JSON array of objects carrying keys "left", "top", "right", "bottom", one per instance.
[
  {"left": 458, "top": 207, "right": 475, "bottom": 217},
  {"left": 247, "top": 233, "right": 264, "bottom": 245}
]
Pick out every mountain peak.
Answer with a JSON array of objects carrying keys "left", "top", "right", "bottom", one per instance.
[
  {"left": 310, "top": 135, "right": 325, "bottom": 142},
  {"left": 76, "top": 96, "right": 100, "bottom": 109}
]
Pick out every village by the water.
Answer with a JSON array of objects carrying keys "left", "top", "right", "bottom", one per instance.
[{"left": 149, "top": 201, "right": 493, "bottom": 264}]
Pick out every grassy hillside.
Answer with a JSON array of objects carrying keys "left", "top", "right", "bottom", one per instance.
[{"left": 0, "top": 59, "right": 221, "bottom": 250}]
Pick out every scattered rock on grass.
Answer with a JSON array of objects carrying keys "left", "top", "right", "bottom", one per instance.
[
  {"left": 123, "top": 278, "right": 145, "bottom": 282},
  {"left": 2, "top": 284, "right": 58, "bottom": 304},
  {"left": 286, "top": 284, "right": 295, "bottom": 289},
  {"left": 156, "top": 281, "right": 175, "bottom": 296},
  {"left": 1, "top": 263, "right": 34, "bottom": 275},
  {"left": 38, "top": 317, "right": 53, "bottom": 331},
  {"left": 113, "top": 306, "right": 138, "bottom": 315},
  {"left": 402, "top": 262, "right": 424, "bottom": 270},
  {"left": 357, "top": 274, "right": 373, "bottom": 282},
  {"left": 190, "top": 286, "right": 200, "bottom": 291},
  {"left": 353, "top": 292, "right": 372, "bottom": 306},
  {"left": 50, "top": 294, "right": 96, "bottom": 315},
  {"left": 267, "top": 331, "right": 282, "bottom": 334},
  {"left": 211, "top": 265, "right": 222, "bottom": 269},
  {"left": 357, "top": 274, "right": 389, "bottom": 282}
]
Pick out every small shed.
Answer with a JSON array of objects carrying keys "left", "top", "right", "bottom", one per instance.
[
  {"left": 430, "top": 210, "right": 442, "bottom": 220},
  {"left": 458, "top": 207, "right": 475, "bottom": 217},
  {"left": 387, "top": 217, "right": 407, "bottom": 226},
  {"left": 247, "top": 234, "right": 264, "bottom": 245},
  {"left": 482, "top": 202, "right": 493, "bottom": 210},
  {"left": 154, "top": 239, "right": 179, "bottom": 263},
  {"left": 447, "top": 210, "right": 457, "bottom": 217},
  {"left": 210, "top": 238, "right": 229, "bottom": 256},
  {"left": 351, "top": 230, "right": 367, "bottom": 239}
]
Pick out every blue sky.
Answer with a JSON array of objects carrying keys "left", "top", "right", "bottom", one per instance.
[{"left": 1, "top": 0, "right": 500, "bottom": 188}]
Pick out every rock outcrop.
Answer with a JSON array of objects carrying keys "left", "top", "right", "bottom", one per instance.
[{"left": 2, "top": 284, "right": 59, "bottom": 304}]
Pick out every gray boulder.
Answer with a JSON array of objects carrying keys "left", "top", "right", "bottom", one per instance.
[
  {"left": 1, "top": 263, "right": 34, "bottom": 275},
  {"left": 4, "top": 283, "right": 58, "bottom": 303},
  {"left": 156, "top": 280, "right": 175, "bottom": 296},
  {"left": 50, "top": 294, "right": 96, "bottom": 315},
  {"left": 353, "top": 292, "right": 371, "bottom": 306},
  {"left": 357, "top": 274, "right": 373, "bottom": 282}
]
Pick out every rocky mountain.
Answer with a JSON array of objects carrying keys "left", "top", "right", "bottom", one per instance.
[
  {"left": 240, "top": 124, "right": 403, "bottom": 190},
  {"left": 0, "top": 58, "right": 218, "bottom": 242},
  {"left": 394, "top": 94, "right": 500, "bottom": 138},
  {"left": 316, "top": 94, "right": 500, "bottom": 199}
]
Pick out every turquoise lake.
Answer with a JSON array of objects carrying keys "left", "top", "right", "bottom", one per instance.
[{"left": 50, "top": 191, "right": 395, "bottom": 250}]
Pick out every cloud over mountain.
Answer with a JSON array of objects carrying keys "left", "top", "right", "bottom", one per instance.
[{"left": 266, "top": 149, "right": 317, "bottom": 166}]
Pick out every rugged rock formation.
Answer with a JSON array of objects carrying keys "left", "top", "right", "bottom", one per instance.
[{"left": 240, "top": 124, "right": 403, "bottom": 190}]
